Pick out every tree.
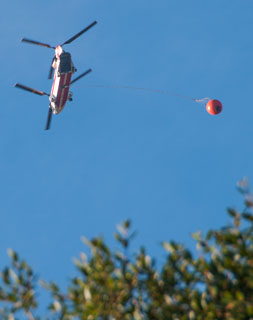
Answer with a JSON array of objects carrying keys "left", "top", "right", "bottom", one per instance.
[{"left": 1, "top": 179, "right": 253, "bottom": 320}]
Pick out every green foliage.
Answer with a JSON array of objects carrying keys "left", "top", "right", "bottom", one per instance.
[{"left": 1, "top": 182, "right": 253, "bottom": 319}]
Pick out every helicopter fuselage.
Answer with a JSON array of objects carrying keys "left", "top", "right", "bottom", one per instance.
[{"left": 50, "top": 47, "right": 76, "bottom": 114}]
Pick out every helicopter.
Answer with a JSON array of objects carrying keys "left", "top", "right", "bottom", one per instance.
[{"left": 14, "top": 21, "right": 97, "bottom": 130}]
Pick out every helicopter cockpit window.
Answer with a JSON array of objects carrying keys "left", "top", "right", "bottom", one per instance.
[{"left": 59, "top": 53, "right": 72, "bottom": 74}]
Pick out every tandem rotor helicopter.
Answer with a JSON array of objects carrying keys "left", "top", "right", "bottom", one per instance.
[{"left": 15, "top": 21, "right": 97, "bottom": 130}]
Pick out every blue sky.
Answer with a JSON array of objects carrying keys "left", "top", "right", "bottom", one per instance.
[{"left": 1, "top": 0, "right": 253, "bottom": 297}]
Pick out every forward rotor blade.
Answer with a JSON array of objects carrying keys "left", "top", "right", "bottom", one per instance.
[
  {"left": 61, "top": 21, "right": 97, "bottom": 46},
  {"left": 21, "top": 38, "right": 55, "bottom": 49},
  {"left": 70, "top": 69, "right": 92, "bottom": 85},
  {"left": 48, "top": 56, "right": 56, "bottom": 79},
  {"left": 45, "top": 107, "right": 53, "bottom": 130},
  {"left": 14, "top": 83, "right": 50, "bottom": 96},
  {"left": 48, "top": 66, "right": 54, "bottom": 80}
]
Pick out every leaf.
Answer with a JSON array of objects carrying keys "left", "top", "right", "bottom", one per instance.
[
  {"left": 237, "top": 177, "right": 249, "bottom": 194},
  {"left": 7, "top": 250, "right": 18, "bottom": 262},
  {"left": 162, "top": 242, "right": 175, "bottom": 253},
  {"left": 53, "top": 300, "right": 62, "bottom": 312},
  {"left": 242, "top": 213, "right": 253, "bottom": 222},
  {"left": 192, "top": 231, "right": 202, "bottom": 241},
  {"left": 227, "top": 208, "right": 238, "bottom": 218},
  {"left": 81, "top": 236, "right": 93, "bottom": 248}
]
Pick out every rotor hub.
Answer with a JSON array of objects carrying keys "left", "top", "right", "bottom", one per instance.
[{"left": 55, "top": 45, "right": 63, "bottom": 58}]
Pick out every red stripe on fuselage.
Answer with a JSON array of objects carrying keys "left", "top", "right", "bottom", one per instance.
[
  {"left": 50, "top": 70, "right": 57, "bottom": 96},
  {"left": 61, "top": 73, "right": 72, "bottom": 107},
  {"left": 56, "top": 74, "right": 65, "bottom": 107},
  {"left": 55, "top": 72, "right": 72, "bottom": 112}
]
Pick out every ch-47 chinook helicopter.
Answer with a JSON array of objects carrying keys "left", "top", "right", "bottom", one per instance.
[{"left": 14, "top": 21, "right": 97, "bottom": 130}]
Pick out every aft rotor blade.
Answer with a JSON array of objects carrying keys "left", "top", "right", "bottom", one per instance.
[
  {"left": 61, "top": 21, "right": 97, "bottom": 46},
  {"left": 70, "top": 69, "right": 92, "bottom": 85},
  {"left": 45, "top": 107, "right": 53, "bottom": 130},
  {"left": 21, "top": 38, "right": 55, "bottom": 49},
  {"left": 14, "top": 83, "right": 50, "bottom": 96}
]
